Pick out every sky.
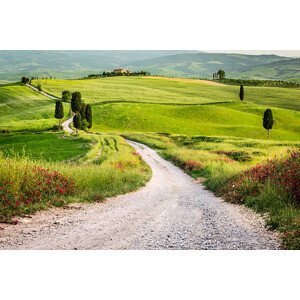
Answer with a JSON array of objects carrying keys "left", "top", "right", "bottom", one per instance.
[{"left": 206, "top": 50, "right": 300, "bottom": 57}]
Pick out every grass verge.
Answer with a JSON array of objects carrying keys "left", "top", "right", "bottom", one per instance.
[
  {"left": 124, "top": 132, "right": 300, "bottom": 249},
  {"left": 0, "top": 132, "right": 151, "bottom": 222}
]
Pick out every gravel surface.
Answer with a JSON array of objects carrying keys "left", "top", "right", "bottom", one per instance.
[{"left": 0, "top": 140, "right": 280, "bottom": 250}]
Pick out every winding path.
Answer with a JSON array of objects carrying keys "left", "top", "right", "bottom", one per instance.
[
  {"left": 0, "top": 139, "right": 279, "bottom": 249},
  {"left": 27, "top": 83, "right": 74, "bottom": 132},
  {"left": 0, "top": 84, "right": 280, "bottom": 249}
]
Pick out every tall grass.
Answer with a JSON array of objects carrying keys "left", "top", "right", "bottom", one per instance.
[{"left": 0, "top": 133, "right": 151, "bottom": 221}]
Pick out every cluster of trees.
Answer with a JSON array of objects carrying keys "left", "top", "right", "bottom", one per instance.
[
  {"left": 213, "top": 70, "right": 226, "bottom": 80},
  {"left": 85, "top": 70, "right": 150, "bottom": 79},
  {"left": 54, "top": 91, "right": 92, "bottom": 132},
  {"left": 21, "top": 76, "right": 56, "bottom": 84},
  {"left": 217, "top": 78, "right": 300, "bottom": 88},
  {"left": 30, "top": 76, "right": 56, "bottom": 80},
  {"left": 71, "top": 92, "right": 92, "bottom": 133}
]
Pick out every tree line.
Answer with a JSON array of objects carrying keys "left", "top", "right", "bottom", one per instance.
[
  {"left": 211, "top": 71, "right": 299, "bottom": 88},
  {"left": 218, "top": 78, "right": 300, "bottom": 88},
  {"left": 85, "top": 70, "right": 150, "bottom": 79}
]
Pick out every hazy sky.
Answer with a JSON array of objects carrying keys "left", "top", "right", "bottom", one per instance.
[{"left": 206, "top": 50, "right": 300, "bottom": 57}]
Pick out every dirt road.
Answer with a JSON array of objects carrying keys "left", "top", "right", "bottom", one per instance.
[{"left": 0, "top": 140, "right": 279, "bottom": 250}]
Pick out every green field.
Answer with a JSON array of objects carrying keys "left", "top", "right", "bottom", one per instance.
[
  {"left": 32, "top": 76, "right": 300, "bottom": 110},
  {"left": 91, "top": 102, "right": 300, "bottom": 140},
  {"left": 0, "top": 132, "right": 91, "bottom": 162},
  {"left": 2, "top": 75, "right": 300, "bottom": 248},
  {"left": 31, "top": 77, "right": 300, "bottom": 141},
  {"left": 0, "top": 82, "right": 57, "bottom": 131}
]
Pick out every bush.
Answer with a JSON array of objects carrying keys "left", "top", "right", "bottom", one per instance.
[
  {"left": 52, "top": 125, "right": 63, "bottom": 131},
  {"left": 0, "top": 129, "right": 10, "bottom": 134}
]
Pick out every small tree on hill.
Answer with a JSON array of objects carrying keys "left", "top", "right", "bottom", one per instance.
[
  {"left": 263, "top": 109, "right": 273, "bottom": 139},
  {"left": 21, "top": 77, "right": 30, "bottom": 84},
  {"left": 73, "top": 113, "right": 81, "bottom": 133},
  {"left": 71, "top": 91, "right": 82, "bottom": 114},
  {"left": 85, "top": 104, "right": 92, "bottom": 131},
  {"left": 239, "top": 85, "right": 244, "bottom": 101},
  {"left": 37, "top": 84, "right": 42, "bottom": 92},
  {"left": 62, "top": 90, "right": 71, "bottom": 102},
  {"left": 217, "top": 70, "right": 225, "bottom": 80},
  {"left": 55, "top": 100, "right": 64, "bottom": 126}
]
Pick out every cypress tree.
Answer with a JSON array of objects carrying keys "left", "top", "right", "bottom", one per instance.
[
  {"left": 263, "top": 109, "right": 273, "bottom": 139},
  {"left": 21, "top": 77, "right": 29, "bottom": 84},
  {"left": 73, "top": 113, "right": 82, "bottom": 133},
  {"left": 55, "top": 100, "right": 64, "bottom": 126},
  {"left": 71, "top": 91, "right": 82, "bottom": 114},
  {"left": 86, "top": 104, "right": 92, "bottom": 131},
  {"left": 80, "top": 103, "right": 87, "bottom": 119},
  {"left": 239, "top": 85, "right": 244, "bottom": 101}
]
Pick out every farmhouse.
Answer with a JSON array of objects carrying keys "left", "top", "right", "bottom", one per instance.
[{"left": 113, "top": 68, "right": 131, "bottom": 74}]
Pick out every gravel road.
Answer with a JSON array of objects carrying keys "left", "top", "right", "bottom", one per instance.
[
  {"left": 26, "top": 83, "right": 59, "bottom": 99},
  {"left": 0, "top": 140, "right": 280, "bottom": 250}
]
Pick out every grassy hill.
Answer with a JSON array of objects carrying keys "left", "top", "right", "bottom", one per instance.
[
  {"left": 0, "top": 82, "right": 56, "bottom": 131},
  {"left": 2, "top": 75, "right": 300, "bottom": 248},
  {"left": 31, "top": 77, "right": 300, "bottom": 141},
  {"left": 32, "top": 76, "right": 300, "bottom": 110}
]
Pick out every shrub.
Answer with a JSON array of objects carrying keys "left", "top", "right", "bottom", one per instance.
[
  {"left": 62, "top": 90, "right": 71, "bottom": 102},
  {"left": 52, "top": 125, "right": 63, "bottom": 131}
]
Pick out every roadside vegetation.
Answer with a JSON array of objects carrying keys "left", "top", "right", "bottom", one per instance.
[
  {"left": 123, "top": 132, "right": 300, "bottom": 249},
  {"left": 0, "top": 132, "right": 151, "bottom": 222}
]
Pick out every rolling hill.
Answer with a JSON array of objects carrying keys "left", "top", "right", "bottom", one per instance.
[
  {"left": 31, "top": 77, "right": 300, "bottom": 141},
  {"left": 0, "top": 50, "right": 197, "bottom": 81},
  {"left": 0, "top": 82, "right": 56, "bottom": 131},
  {"left": 124, "top": 53, "right": 300, "bottom": 81},
  {"left": 1, "top": 50, "right": 299, "bottom": 82}
]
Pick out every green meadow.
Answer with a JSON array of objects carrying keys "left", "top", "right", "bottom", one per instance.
[
  {"left": 31, "top": 77, "right": 300, "bottom": 141},
  {"left": 2, "top": 76, "right": 300, "bottom": 247},
  {"left": 32, "top": 76, "right": 300, "bottom": 110},
  {"left": 91, "top": 102, "right": 300, "bottom": 141},
  {"left": 0, "top": 82, "right": 56, "bottom": 131},
  {"left": 0, "top": 132, "right": 91, "bottom": 162}
]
